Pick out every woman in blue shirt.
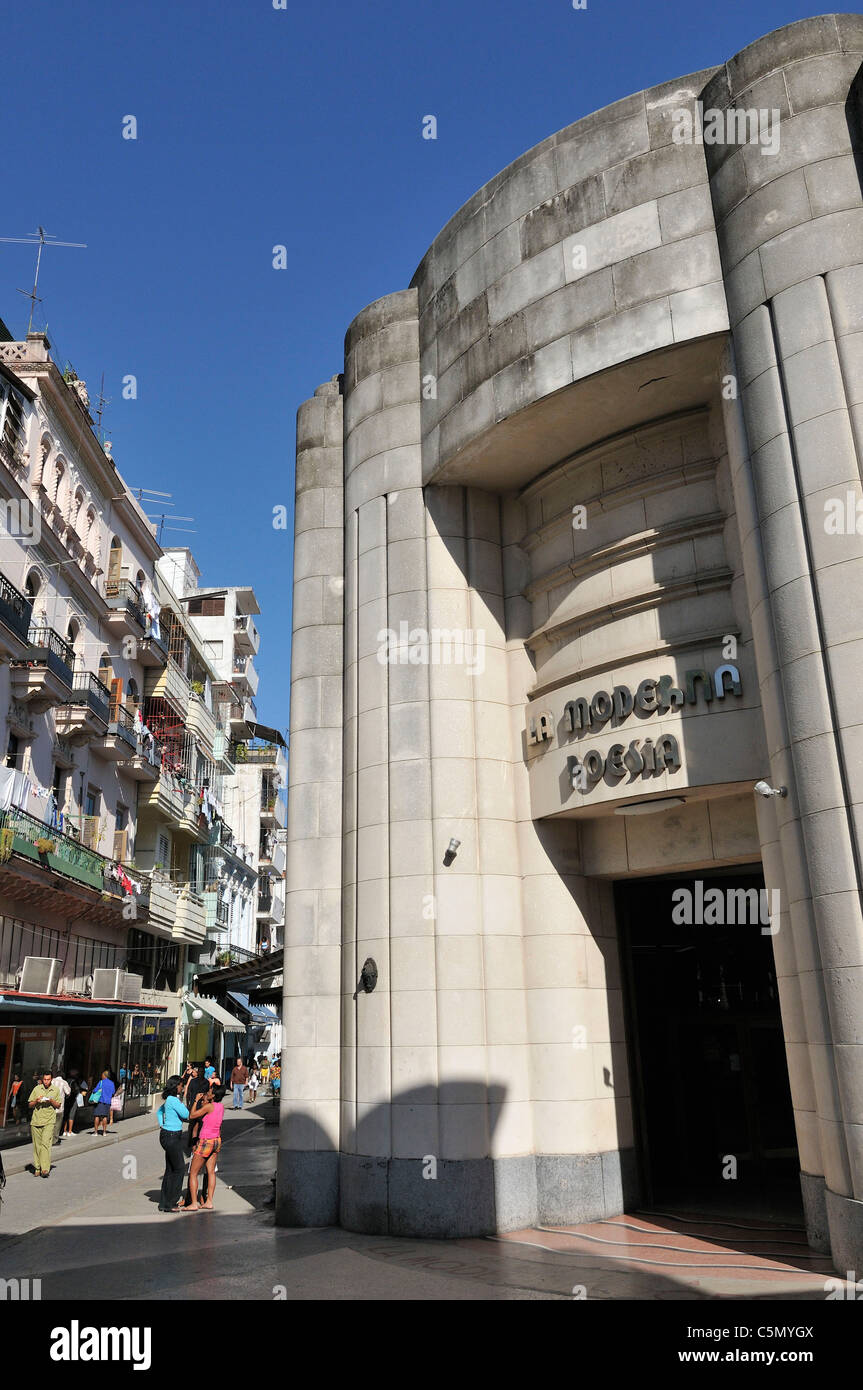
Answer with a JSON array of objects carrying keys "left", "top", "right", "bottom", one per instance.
[
  {"left": 157, "top": 1076, "right": 189, "bottom": 1212},
  {"left": 91, "top": 1069, "right": 116, "bottom": 1137}
]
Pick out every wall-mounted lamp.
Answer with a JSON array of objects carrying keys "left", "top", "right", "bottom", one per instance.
[
  {"left": 754, "top": 780, "right": 787, "bottom": 798},
  {"left": 352, "top": 958, "right": 378, "bottom": 1000},
  {"left": 443, "top": 837, "right": 461, "bottom": 867}
]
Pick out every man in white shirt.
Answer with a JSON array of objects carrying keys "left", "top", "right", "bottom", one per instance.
[{"left": 52, "top": 1071, "right": 71, "bottom": 1146}]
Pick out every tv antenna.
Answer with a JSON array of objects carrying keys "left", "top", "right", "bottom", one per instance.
[
  {"left": 0, "top": 226, "right": 87, "bottom": 333},
  {"left": 149, "top": 514, "right": 196, "bottom": 545}
]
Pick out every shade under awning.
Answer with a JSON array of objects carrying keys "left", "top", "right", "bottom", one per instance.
[
  {"left": 184, "top": 994, "right": 244, "bottom": 1032},
  {"left": 227, "top": 989, "right": 278, "bottom": 1024},
  {"left": 246, "top": 722, "right": 286, "bottom": 748}
]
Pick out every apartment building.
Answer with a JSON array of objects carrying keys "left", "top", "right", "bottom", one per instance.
[
  {"left": 0, "top": 328, "right": 176, "bottom": 1111},
  {"left": 0, "top": 327, "right": 257, "bottom": 1111},
  {"left": 162, "top": 549, "right": 288, "bottom": 963}
]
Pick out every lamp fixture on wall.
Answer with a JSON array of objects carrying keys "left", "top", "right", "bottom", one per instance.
[
  {"left": 443, "top": 838, "right": 461, "bottom": 866},
  {"left": 754, "top": 781, "right": 787, "bottom": 798}
]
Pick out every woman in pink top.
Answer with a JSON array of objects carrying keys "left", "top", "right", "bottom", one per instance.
[{"left": 186, "top": 1084, "right": 225, "bottom": 1210}]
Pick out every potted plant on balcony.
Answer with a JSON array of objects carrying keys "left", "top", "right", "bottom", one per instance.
[
  {"left": 34, "top": 837, "right": 56, "bottom": 857},
  {"left": 190, "top": 680, "right": 204, "bottom": 697}
]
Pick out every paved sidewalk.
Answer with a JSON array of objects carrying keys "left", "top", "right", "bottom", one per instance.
[{"left": 0, "top": 1111, "right": 852, "bottom": 1301}]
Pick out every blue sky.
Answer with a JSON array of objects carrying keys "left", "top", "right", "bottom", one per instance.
[{"left": 1, "top": 0, "right": 823, "bottom": 737}]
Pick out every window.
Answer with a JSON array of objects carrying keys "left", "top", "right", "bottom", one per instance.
[
  {"left": 0, "top": 383, "right": 27, "bottom": 463},
  {"left": 24, "top": 569, "right": 41, "bottom": 599},
  {"left": 107, "top": 537, "right": 122, "bottom": 583},
  {"left": 85, "top": 786, "right": 99, "bottom": 818},
  {"left": 52, "top": 764, "right": 65, "bottom": 804},
  {"left": 125, "top": 928, "right": 179, "bottom": 992},
  {"left": 187, "top": 596, "right": 225, "bottom": 616},
  {"left": 156, "top": 833, "right": 170, "bottom": 872},
  {"left": 5, "top": 734, "right": 20, "bottom": 770},
  {"left": 66, "top": 618, "right": 80, "bottom": 653}
]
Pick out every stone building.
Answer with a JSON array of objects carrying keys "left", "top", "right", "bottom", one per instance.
[{"left": 279, "top": 15, "right": 863, "bottom": 1273}]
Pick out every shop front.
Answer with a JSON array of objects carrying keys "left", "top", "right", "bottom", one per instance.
[
  {"left": 119, "top": 1013, "right": 178, "bottom": 1117},
  {"left": 0, "top": 996, "right": 166, "bottom": 1128}
]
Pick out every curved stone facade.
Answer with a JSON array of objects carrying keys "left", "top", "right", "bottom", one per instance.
[{"left": 280, "top": 15, "right": 863, "bottom": 1270}]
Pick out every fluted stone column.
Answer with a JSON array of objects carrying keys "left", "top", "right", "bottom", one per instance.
[
  {"left": 277, "top": 379, "right": 344, "bottom": 1226},
  {"left": 705, "top": 13, "right": 863, "bottom": 1268}
]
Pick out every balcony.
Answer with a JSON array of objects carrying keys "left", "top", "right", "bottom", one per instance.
[
  {"left": 147, "top": 873, "right": 179, "bottom": 933},
  {"left": 138, "top": 771, "right": 187, "bottom": 825},
  {"left": 144, "top": 658, "right": 189, "bottom": 715},
  {"left": 138, "top": 630, "right": 169, "bottom": 668},
  {"left": 117, "top": 733, "right": 162, "bottom": 783},
  {"left": 203, "top": 890, "right": 230, "bottom": 932},
  {"left": 231, "top": 654, "right": 259, "bottom": 698},
  {"left": 174, "top": 886, "right": 206, "bottom": 944},
  {"left": 231, "top": 740, "right": 281, "bottom": 766},
  {"left": 186, "top": 693, "right": 217, "bottom": 756},
  {"left": 213, "top": 729, "right": 234, "bottom": 773},
  {"left": 0, "top": 804, "right": 121, "bottom": 896},
  {"left": 226, "top": 697, "right": 256, "bottom": 737},
  {"left": 233, "top": 612, "right": 260, "bottom": 656},
  {"left": 54, "top": 669, "right": 111, "bottom": 740},
  {"left": 104, "top": 579, "right": 147, "bottom": 638},
  {"left": 91, "top": 702, "right": 139, "bottom": 762},
  {"left": 260, "top": 783, "right": 279, "bottom": 826},
  {"left": 0, "top": 571, "right": 33, "bottom": 659},
  {"left": 10, "top": 625, "right": 75, "bottom": 712}
]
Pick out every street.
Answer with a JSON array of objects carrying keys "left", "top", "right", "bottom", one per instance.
[{"left": 0, "top": 1104, "right": 846, "bottom": 1302}]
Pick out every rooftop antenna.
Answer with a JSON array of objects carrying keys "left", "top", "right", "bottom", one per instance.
[
  {"left": 0, "top": 226, "right": 87, "bottom": 333},
  {"left": 148, "top": 514, "right": 196, "bottom": 545},
  {"left": 93, "top": 372, "right": 111, "bottom": 439}
]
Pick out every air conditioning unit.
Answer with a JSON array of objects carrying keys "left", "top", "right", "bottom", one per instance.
[
  {"left": 19, "top": 957, "right": 64, "bottom": 995},
  {"left": 91, "top": 968, "right": 124, "bottom": 1000},
  {"left": 121, "top": 973, "right": 143, "bottom": 1004}
]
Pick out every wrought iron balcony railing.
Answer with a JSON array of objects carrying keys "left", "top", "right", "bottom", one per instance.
[
  {"left": 63, "top": 668, "right": 112, "bottom": 721},
  {"left": 0, "top": 571, "right": 33, "bottom": 642},
  {"left": 0, "top": 804, "right": 143, "bottom": 899},
  {"left": 105, "top": 579, "right": 147, "bottom": 631}
]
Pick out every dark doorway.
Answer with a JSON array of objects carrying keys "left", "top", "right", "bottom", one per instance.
[{"left": 617, "top": 867, "right": 801, "bottom": 1221}]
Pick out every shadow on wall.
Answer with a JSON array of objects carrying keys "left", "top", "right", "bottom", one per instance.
[
  {"left": 278, "top": 1073, "right": 639, "bottom": 1239},
  {"left": 845, "top": 60, "right": 863, "bottom": 195}
]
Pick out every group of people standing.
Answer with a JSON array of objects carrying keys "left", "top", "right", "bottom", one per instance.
[
  {"left": 18, "top": 1066, "right": 121, "bottom": 1177},
  {"left": 156, "top": 1058, "right": 226, "bottom": 1213}
]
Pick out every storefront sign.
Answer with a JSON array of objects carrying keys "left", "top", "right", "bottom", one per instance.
[{"left": 526, "top": 664, "right": 743, "bottom": 798}]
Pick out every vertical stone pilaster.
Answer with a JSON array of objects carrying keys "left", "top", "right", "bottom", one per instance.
[{"left": 277, "top": 379, "right": 344, "bottom": 1227}]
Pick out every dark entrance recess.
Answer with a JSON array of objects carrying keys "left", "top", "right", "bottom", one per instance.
[{"left": 616, "top": 867, "right": 801, "bottom": 1221}]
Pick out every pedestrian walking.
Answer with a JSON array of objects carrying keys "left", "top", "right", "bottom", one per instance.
[
  {"left": 247, "top": 1067, "right": 260, "bottom": 1103},
  {"left": 90, "top": 1069, "right": 115, "bottom": 1137},
  {"left": 156, "top": 1075, "right": 189, "bottom": 1212},
  {"left": 28, "top": 1070, "right": 61, "bottom": 1178},
  {"left": 62, "top": 1071, "right": 81, "bottom": 1137},
  {"left": 184, "top": 1085, "right": 226, "bottom": 1211},
  {"left": 7, "top": 1072, "right": 23, "bottom": 1126},
  {"left": 109, "top": 1082, "right": 124, "bottom": 1127},
  {"left": 230, "top": 1058, "right": 248, "bottom": 1110},
  {"left": 260, "top": 1058, "right": 269, "bottom": 1088},
  {"left": 51, "top": 1070, "right": 71, "bottom": 1147}
]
